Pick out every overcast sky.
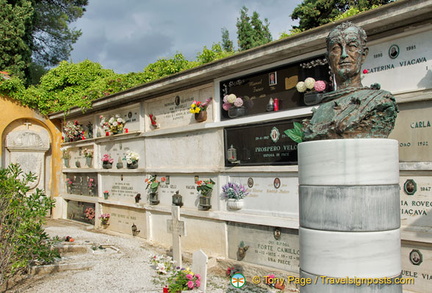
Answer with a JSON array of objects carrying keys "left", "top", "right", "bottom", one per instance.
[{"left": 69, "top": 0, "right": 302, "bottom": 74}]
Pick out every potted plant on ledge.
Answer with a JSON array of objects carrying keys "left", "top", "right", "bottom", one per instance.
[
  {"left": 125, "top": 151, "right": 140, "bottom": 169},
  {"left": 196, "top": 178, "right": 215, "bottom": 210},
  {"left": 189, "top": 97, "right": 212, "bottom": 122},
  {"left": 84, "top": 148, "right": 93, "bottom": 167},
  {"left": 99, "top": 213, "right": 110, "bottom": 227},
  {"left": 101, "top": 154, "right": 114, "bottom": 169},
  {"left": 62, "top": 150, "right": 71, "bottom": 168},
  {"left": 145, "top": 175, "right": 166, "bottom": 205},
  {"left": 100, "top": 114, "right": 126, "bottom": 135},
  {"left": 221, "top": 182, "right": 249, "bottom": 210}
]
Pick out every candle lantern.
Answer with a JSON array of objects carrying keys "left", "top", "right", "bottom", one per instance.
[
  {"left": 172, "top": 190, "right": 183, "bottom": 207},
  {"left": 227, "top": 145, "right": 238, "bottom": 163}
]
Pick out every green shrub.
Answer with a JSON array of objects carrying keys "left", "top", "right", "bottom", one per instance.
[{"left": 0, "top": 164, "right": 58, "bottom": 286}]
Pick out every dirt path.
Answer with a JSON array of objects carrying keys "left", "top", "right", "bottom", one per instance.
[{"left": 5, "top": 219, "right": 275, "bottom": 293}]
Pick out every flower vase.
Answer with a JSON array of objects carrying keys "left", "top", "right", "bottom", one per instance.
[
  {"left": 149, "top": 192, "right": 159, "bottom": 205},
  {"left": 228, "top": 106, "right": 246, "bottom": 118},
  {"left": 111, "top": 129, "right": 121, "bottom": 135},
  {"left": 64, "top": 159, "right": 70, "bottom": 168},
  {"left": 195, "top": 110, "right": 207, "bottom": 122},
  {"left": 103, "top": 162, "right": 113, "bottom": 169},
  {"left": 86, "top": 157, "right": 93, "bottom": 167},
  {"left": 199, "top": 195, "right": 212, "bottom": 210},
  {"left": 103, "top": 192, "right": 109, "bottom": 200},
  {"left": 101, "top": 219, "right": 109, "bottom": 226},
  {"left": 127, "top": 161, "right": 138, "bottom": 169},
  {"left": 304, "top": 91, "right": 324, "bottom": 106},
  {"left": 227, "top": 199, "right": 244, "bottom": 210}
]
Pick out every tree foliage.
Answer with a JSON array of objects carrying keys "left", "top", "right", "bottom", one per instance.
[
  {"left": 291, "top": 0, "right": 396, "bottom": 32},
  {"left": 0, "top": 0, "right": 34, "bottom": 80},
  {"left": 1, "top": 56, "right": 202, "bottom": 115},
  {"left": 0, "top": 164, "right": 58, "bottom": 285},
  {"left": 236, "top": 6, "right": 272, "bottom": 51},
  {"left": 142, "top": 53, "right": 195, "bottom": 82},
  {"left": 221, "top": 28, "right": 234, "bottom": 52},
  {"left": 0, "top": 5, "right": 263, "bottom": 116},
  {"left": 0, "top": 0, "right": 88, "bottom": 84},
  {"left": 196, "top": 43, "right": 234, "bottom": 65},
  {"left": 31, "top": 0, "right": 88, "bottom": 67}
]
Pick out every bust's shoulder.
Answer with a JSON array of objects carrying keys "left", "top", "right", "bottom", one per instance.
[{"left": 321, "top": 87, "right": 393, "bottom": 103}]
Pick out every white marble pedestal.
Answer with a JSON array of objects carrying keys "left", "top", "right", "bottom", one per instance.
[{"left": 298, "top": 139, "right": 402, "bottom": 292}]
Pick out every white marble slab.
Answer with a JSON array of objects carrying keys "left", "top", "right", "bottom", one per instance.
[
  {"left": 300, "top": 184, "right": 400, "bottom": 231},
  {"left": 401, "top": 242, "right": 432, "bottom": 293},
  {"left": 144, "top": 85, "right": 213, "bottom": 130},
  {"left": 399, "top": 176, "right": 432, "bottom": 231},
  {"left": 389, "top": 101, "right": 432, "bottom": 162},
  {"left": 362, "top": 29, "right": 432, "bottom": 93},
  {"left": 300, "top": 227, "right": 401, "bottom": 278},
  {"left": 101, "top": 205, "right": 146, "bottom": 238},
  {"left": 298, "top": 139, "right": 399, "bottom": 185},
  {"left": 227, "top": 222, "right": 299, "bottom": 272}
]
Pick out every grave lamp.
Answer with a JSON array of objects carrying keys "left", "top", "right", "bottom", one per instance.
[
  {"left": 172, "top": 190, "right": 183, "bottom": 207},
  {"left": 227, "top": 145, "right": 240, "bottom": 164}
]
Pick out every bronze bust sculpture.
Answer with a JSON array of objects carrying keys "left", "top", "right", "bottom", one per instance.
[{"left": 303, "top": 22, "right": 398, "bottom": 141}]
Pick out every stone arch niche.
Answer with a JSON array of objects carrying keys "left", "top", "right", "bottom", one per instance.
[{"left": 5, "top": 120, "right": 51, "bottom": 192}]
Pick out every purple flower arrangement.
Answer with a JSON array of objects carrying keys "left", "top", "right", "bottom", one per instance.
[{"left": 221, "top": 182, "right": 250, "bottom": 200}]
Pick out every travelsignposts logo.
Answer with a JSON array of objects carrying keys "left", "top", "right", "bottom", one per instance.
[{"left": 230, "top": 273, "right": 246, "bottom": 288}]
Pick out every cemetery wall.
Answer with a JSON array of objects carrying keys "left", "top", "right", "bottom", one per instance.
[
  {"left": 0, "top": 95, "right": 62, "bottom": 198},
  {"left": 49, "top": 1, "right": 432, "bottom": 291}
]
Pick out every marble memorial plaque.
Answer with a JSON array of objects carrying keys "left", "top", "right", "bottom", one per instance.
[
  {"left": 97, "top": 104, "right": 141, "bottom": 136},
  {"left": 145, "top": 130, "right": 222, "bottom": 171},
  {"left": 227, "top": 222, "right": 299, "bottom": 272},
  {"left": 100, "top": 139, "right": 144, "bottom": 169},
  {"left": 104, "top": 174, "right": 144, "bottom": 204},
  {"left": 227, "top": 175, "right": 299, "bottom": 217},
  {"left": 400, "top": 176, "right": 432, "bottom": 229},
  {"left": 362, "top": 30, "right": 432, "bottom": 93},
  {"left": 145, "top": 85, "right": 213, "bottom": 129},
  {"left": 219, "top": 56, "right": 330, "bottom": 119},
  {"left": 69, "top": 174, "right": 85, "bottom": 195},
  {"left": 401, "top": 243, "right": 432, "bottom": 292},
  {"left": 67, "top": 201, "right": 95, "bottom": 224},
  {"left": 389, "top": 101, "right": 432, "bottom": 162},
  {"left": 155, "top": 175, "right": 210, "bottom": 208},
  {"left": 102, "top": 205, "right": 146, "bottom": 238},
  {"left": 6, "top": 126, "right": 50, "bottom": 191},
  {"left": 225, "top": 120, "right": 298, "bottom": 166}
]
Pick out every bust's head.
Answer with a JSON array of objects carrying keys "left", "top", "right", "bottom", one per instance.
[{"left": 326, "top": 22, "right": 369, "bottom": 89}]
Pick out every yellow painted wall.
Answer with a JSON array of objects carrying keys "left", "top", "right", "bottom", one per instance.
[{"left": 0, "top": 95, "right": 63, "bottom": 198}]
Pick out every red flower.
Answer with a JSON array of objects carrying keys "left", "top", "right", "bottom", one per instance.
[{"left": 363, "top": 69, "right": 369, "bottom": 74}]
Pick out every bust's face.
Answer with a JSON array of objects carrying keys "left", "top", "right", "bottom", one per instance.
[{"left": 328, "top": 26, "right": 366, "bottom": 82}]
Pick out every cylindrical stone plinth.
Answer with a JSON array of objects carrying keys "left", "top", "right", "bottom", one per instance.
[{"left": 298, "top": 139, "right": 402, "bottom": 292}]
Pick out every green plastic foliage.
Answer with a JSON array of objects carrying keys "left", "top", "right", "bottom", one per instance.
[
  {"left": 0, "top": 164, "right": 58, "bottom": 285},
  {"left": 284, "top": 121, "right": 304, "bottom": 143}
]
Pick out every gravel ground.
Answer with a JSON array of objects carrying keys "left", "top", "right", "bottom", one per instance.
[{"left": 5, "top": 219, "right": 279, "bottom": 293}]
